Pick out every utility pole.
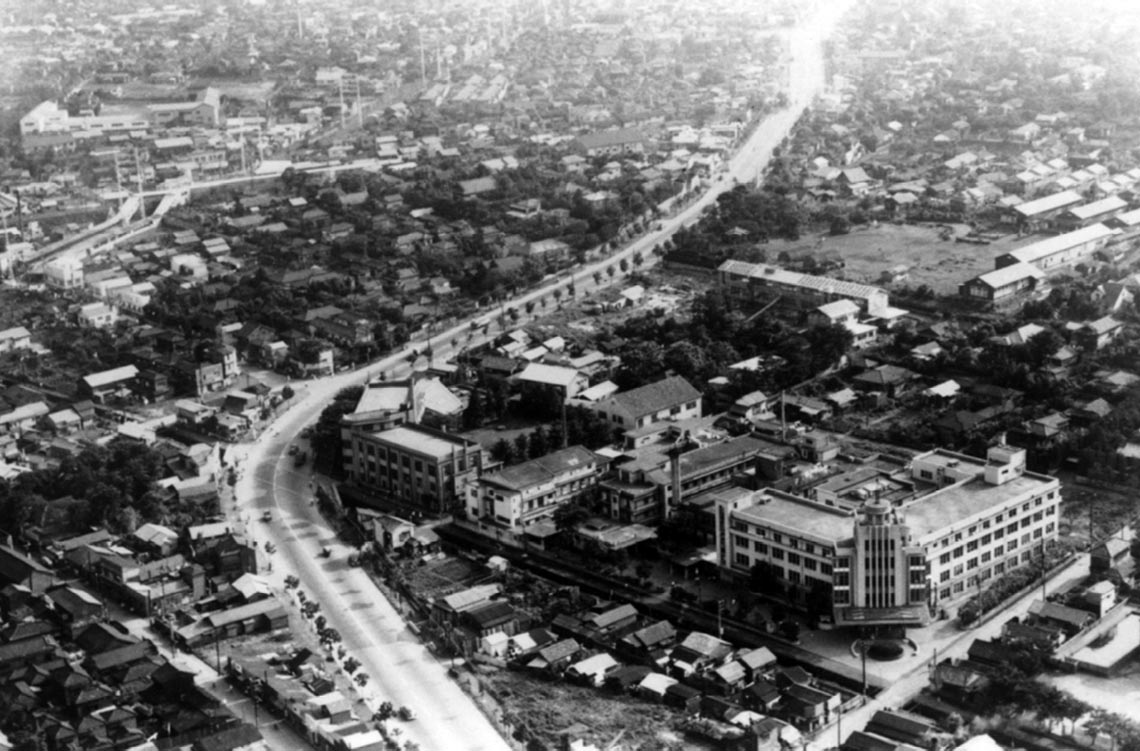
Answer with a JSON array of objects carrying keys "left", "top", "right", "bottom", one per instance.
[
  {"left": 861, "top": 640, "right": 867, "bottom": 697},
  {"left": 338, "top": 79, "right": 346, "bottom": 130},
  {"left": 419, "top": 27, "right": 427, "bottom": 86},
  {"left": 355, "top": 77, "right": 363, "bottom": 127},
  {"left": 134, "top": 148, "right": 146, "bottom": 219}
]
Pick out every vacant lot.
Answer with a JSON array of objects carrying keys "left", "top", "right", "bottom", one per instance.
[
  {"left": 482, "top": 669, "right": 708, "bottom": 751},
  {"left": 764, "top": 223, "right": 1045, "bottom": 295}
]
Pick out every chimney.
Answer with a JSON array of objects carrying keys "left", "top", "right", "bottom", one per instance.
[{"left": 667, "top": 443, "right": 684, "bottom": 519}]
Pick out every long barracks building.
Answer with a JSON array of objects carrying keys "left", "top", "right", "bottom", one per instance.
[{"left": 714, "top": 443, "right": 1060, "bottom": 627}]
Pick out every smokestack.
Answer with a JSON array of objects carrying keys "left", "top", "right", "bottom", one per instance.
[
  {"left": 780, "top": 390, "right": 787, "bottom": 439},
  {"left": 667, "top": 443, "right": 683, "bottom": 519}
]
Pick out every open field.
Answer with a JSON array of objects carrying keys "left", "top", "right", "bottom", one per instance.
[
  {"left": 763, "top": 223, "right": 1047, "bottom": 295},
  {"left": 481, "top": 669, "right": 709, "bottom": 751}
]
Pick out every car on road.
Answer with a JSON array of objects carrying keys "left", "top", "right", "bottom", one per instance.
[{"left": 261, "top": 511, "right": 273, "bottom": 522}]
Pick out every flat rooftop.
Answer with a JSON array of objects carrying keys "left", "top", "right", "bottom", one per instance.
[
  {"left": 735, "top": 491, "right": 855, "bottom": 546},
  {"left": 372, "top": 425, "right": 470, "bottom": 458},
  {"left": 904, "top": 472, "right": 1058, "bottom": 540}
]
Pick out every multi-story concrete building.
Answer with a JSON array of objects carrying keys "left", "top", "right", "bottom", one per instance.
[
  {"left": 45, "top": 257, "right": 84, "bottom": 290},
  {"left": 717, "top": 260, "right": 891, "bottom": 317},
  {"left": 346, "top": 424, "right": 483, "bottom": 516},
  {"left": 339, "top": 376, "right": 465, "bottom": 473},
  {"left": 465, "top": 446, "right": 603, "bottom": 534},
  {"left": 715, "top": 443, "right": 1061, "bottom": 628}
]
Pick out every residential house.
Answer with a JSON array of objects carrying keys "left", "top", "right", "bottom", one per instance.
[{"left": 590, "top": 376, "right": 703, "bottom": 432}]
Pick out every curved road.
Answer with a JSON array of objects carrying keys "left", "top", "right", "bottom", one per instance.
[{"left": 234, "top": 5, "right": 852, "bottom": 750}]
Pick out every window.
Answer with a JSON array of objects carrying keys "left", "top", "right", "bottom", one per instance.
[
  {"left": 940, "top": 588, "right": 951, "bottom": 600},
  {"left": 755, "top": 542, "right": 769, "bottom": 554},
  {"left": 953, "top": 547, "right": 964, "bottom": 559},
  {"left": 967, "top": 540, "right": 978, "bottom": 552},
  {"left": 772, "top": 549, "right": 785, "bottom": 560},
  {"left": 981, "top": 534, "right": 992, "bottom": 545},
  {"left": 735, "top": 553, "right": 750, "bottom": 566},
  {"left": 967, "top": 557, "right": 978, "bottom": 570},
  {"left": 789, "top": 539, "right": 799, "bottom": 549},
  {"left": 1021, "top": 518, "right": 1031, "bottom": 529},
  {"left": 772, "top": 533, "right": 783, "bottom": 543},
  {"left": 734, "top": 535, "right": 749, "bottom": 548},
  {"left": 820, "top": 563, "right": 833, "bottom": 575},
  {"left": 804, "top": 543, "right": 815, "bottom": 555},
  {"left": 953, "top": 582, "right": 965, "bottom": 593},
  {"left": 1045, "top": 522, "right": 1055, "bottom": 534},
  {"left": 939, "top": 553, "right": 951, "bottom": 565},
  {"left": 1008, "top": 538, "right": 1018, "bottom": 551},
  {"left": 940, "top": 571, "right": 950, "bottom": 582},
  {"left": 788, "top": 552, "right": 801, "bottom": 565},
  {"left": 788, "top": 571, "right": 802, "bottom": 584},
  {"left": 994, "top": 527, "right": 1005, "bottom": 539},
  {"left": 968, "top": 526, "right": 977, "bottom": 536},
  {"left": 1033, "top": 528, "right": 1043, "bottom": 539},
  {"left": 953, "top": 564, "right": 964, "bottom": 576},
  {"left": 804, "top": 558, "right": 817, "bottom": 571},
  {"left": 982, "top": 551, "right": 991, "bottom": 563},
  {"left": 731, "top": 521, "right": 748, "bottom": 532}
]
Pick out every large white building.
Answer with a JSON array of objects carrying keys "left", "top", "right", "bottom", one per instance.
[
  {"left": 715, "top": 443, "right": 1061, "bottom": 627},
  {"left": 717, "top": 260, "right": 893, "bottom": 318},
  {"left": 20, "top": 100, "right": 150, "bottom": 138},
  {"left": 45, "top": 257, "right": 84, "bottom": 290},
  {"left": 465, "top": 446, "right": 603, "bottom": 534}
]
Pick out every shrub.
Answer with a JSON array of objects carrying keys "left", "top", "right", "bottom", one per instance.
[{"left": 868, "top": 642, "right": 904, "bottom": 661}]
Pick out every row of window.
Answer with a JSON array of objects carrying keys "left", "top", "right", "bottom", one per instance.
[{"left": 728, "top": 525, "right": 827, "bottom": 556}]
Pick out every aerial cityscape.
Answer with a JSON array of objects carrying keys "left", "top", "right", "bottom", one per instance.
[{"left": 4, "top": 0, "right": 1140, "bottom": 749}]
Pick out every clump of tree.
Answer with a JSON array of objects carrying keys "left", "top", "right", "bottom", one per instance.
[
  {"left": 0, "top": 438, "right": 201, "bottom": 534},
  {"left": 311, "top": 386, "right": 365, "bottom": 476}
]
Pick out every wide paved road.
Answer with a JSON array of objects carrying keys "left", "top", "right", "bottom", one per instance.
[
  {"left": 237, "top": 417, "right": 512, "bottom": 751},
  {"left": 233, "top": 6, "right": 852, "bottom": 749}
]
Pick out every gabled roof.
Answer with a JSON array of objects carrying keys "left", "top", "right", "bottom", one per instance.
[
  {"left": 624, "top": 620, "right": 676, "bottom": 650},
  {"left": 515, "top": 362, "right": 581, "bottom": 388},
  {"left": 605, "top": 376, "right": 701, "bottom": 419},
  {"left": 537, "top": 638, "right": 580, "bottom": 663},
  {"left": 587, "top": 603, "right": 637, "bottom": 630},
  {"left": 737, "top": 646, "right": 777, "bottom": 671}
]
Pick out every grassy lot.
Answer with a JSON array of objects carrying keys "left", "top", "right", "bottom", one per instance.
[
  {"left": 481, "top": 669, "right": 708, "bottom": 751},
  {"left": 762, "top": 222, "right": 1046, "bottom": 295},
  {"left": 1057, "top": 477, "right": 1138, "bottom": 548}
]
